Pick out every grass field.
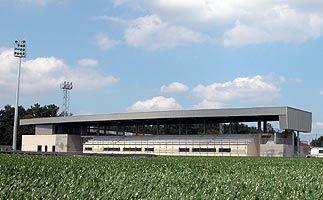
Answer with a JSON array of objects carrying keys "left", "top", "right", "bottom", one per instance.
[{"left": 0, "top": 154, "right": 322, "bottom": 199}]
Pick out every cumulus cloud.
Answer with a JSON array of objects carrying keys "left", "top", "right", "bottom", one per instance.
[
  {"left": 78, "top": 58, "right": 98, "bottom": 67},
  {"left": 128, "top": 96, "right": 182, "bottom": 112},
  {"left": 0, "top": 48, "right": 118, "bottom": 100},
  {"left": 96, "top": 33, "right": 119, "bottom": 49},
  {"left": 114, "top": 0, "right": 323, "bottom": 46},
  {"left": 124, "top": 15, "right": 209, "bottom": 50},
  {"left": 161, "top": 82, "right": 189, "bottom": 94},
  {"left": 193, "top": 75, "right": 280, "bottom": 108}
]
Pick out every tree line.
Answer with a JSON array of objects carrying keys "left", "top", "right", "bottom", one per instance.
[{"left": 0, "top": 104, "right": 60, "bottom": 148}]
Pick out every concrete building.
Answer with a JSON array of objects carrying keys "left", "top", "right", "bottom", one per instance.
[{"left": 20, "top": 106, "right": 312, "bottom": 157}]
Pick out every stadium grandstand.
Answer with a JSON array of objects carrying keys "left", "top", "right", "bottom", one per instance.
[{"left": 20, "top": 106, "right": 312, "bottom": 157}]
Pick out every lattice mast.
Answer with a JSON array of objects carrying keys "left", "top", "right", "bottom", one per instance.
[{"left": 60, "top": 81, "right": 73, "bottom": 116}]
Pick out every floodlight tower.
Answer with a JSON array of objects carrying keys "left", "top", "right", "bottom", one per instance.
[
  {"left": 12, "top": 40, "right": 26, "bottom": 151},
  {"left": 60, "top": 81, "right": 73, "bottom": 116}
]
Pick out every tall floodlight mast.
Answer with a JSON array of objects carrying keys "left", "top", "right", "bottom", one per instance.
[
  {"left": 12, "top": 40, "right": 26, "bottom": 151},
  {"left": 60, "top": 81, "right": 73, "bottom": 116}
]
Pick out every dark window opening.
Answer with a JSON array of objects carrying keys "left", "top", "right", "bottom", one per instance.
[
  {"left": 145, "top": 148, "right": 154, "bottom": 152},
  {"left": 319, "top": 150, "right": 323, "bottom": 154},
  {"left": 52, "top": 146, "right": 56, "bottom": 152},
  {"left": 37, "top": 145, "right": 42, "bottom": 152},
  {"left": 44, "top": 145, "right": 48, "bottom": 152},
  {"left": 123, "top": 148, "right": 141, "bottom": 152},
  {"left": 104, "top": 147, "right": 120, "bottom": 151},
  {"left": 219, "top": 148, "right": 231, "bottom": 153},
  {"left": 179, "top": 148, "right": 190, "bottom": 152},
  {"left": 85, "top": 147, "right": 93, "bottom": 151},
  {"left": 192, "top": 148, "right": 216, "bottom": 152}
]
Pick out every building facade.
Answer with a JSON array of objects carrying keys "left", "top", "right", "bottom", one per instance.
[{"left": 20, "top": 106, "right": 312, "bottom": 157}]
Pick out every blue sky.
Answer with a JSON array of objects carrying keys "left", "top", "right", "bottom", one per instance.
[{"left": 1, "top": 0, "right": 323, "bottom": 140}]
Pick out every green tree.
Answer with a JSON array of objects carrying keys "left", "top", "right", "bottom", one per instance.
[
  {"left": 310, "top": 136, "right": 323, "bottom": 147},
  {"left": 0, "top": 104, "right": 60, "bottom": 149}
]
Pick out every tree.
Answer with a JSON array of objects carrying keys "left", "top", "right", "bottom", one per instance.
[
  {"left": 0, "top": 104, "right": 60, "bottom": 149},
  {"left": 310, "top": 136, "right": 323, "bottom": 147}
]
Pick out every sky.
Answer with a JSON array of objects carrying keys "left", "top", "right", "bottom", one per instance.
[{"left": 0, "top": 0, "right": 323, "bottom": 141}]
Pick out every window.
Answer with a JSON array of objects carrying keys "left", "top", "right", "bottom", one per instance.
[
  {"left": 85, "top": 147, "right": 93, "bottom": 151},
  {"left": 192, "top": 148, "right": 216, "bottom": 153},
  {"left": 123, "top": 147, "right": 141, "bottom": 152},
  {"left": 104, "top": 147, "right": 120, "bottom": 151},
  {"left": 179, "top": 148, "right": 189, "bottom": 152},
  {"left": 44, "top": 145, "right": 48, "bottom": 152},
  {"left": 319, "top": 150, "right": 323, "bottom": 154},
  {"left": 37, "top": 145, "right": 42, "bottom": 152},
  {"left": 219, "top": 148, "right": 231, "bottom": 153},
  {"left": 145, "top": 148, "right": 154, "bottom": 152},
  {"left": 52, "top": 146, "right": 56, "bottom": 152}
]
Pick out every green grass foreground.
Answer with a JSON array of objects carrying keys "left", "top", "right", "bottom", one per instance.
[{"left": 0, "top": 155, "right": 322, "bottom": 199}]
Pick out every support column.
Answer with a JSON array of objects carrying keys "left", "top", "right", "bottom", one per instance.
[
  {"left": 297, "top": 131, "right": 300, "bottom": 157},
  {"left": 292, "top": 131, "right": 295, "bottom": 156},
  {"left": 135, "top": 124, "right": 138, "bottom": 135},
  {"left": 263, "top": 121, "right": 268, "bottom": 133},
  {"left": 257, "top": 121, "right": 262, "bottom": 133},
  {"left": 179, "top": 122, "right": 182, "bottom": 135},
  {"left": 156, "top": 124, "right": 159, "bottom": 135},
  {"left": 235, "top": 122, "right": 239, "bottom": 134},
  {"left": 274, "top": 132, "right": 277, "bottom": 144},
  {"left": 185, "top": 122, "right": 188, "bottom": 135},
  {"left": 203, "top": 120, "right": 206, "bottom": 134},
  {"left": 219, "top": 123, "right": 223, "bottom": 134},
  {"left": 229, "top": 122, "right": 233, "bottom": 134}
]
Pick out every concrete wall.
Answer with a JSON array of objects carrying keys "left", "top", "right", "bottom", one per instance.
[
  {"left": 22, "top": 134, "right": 82, "bottom": 152},
  {"left": 83, "top": 134, "right": 259, "bottom": 156},
  {"left": 35, "top": 125, "right": 53, "bottom": 135},
  {"left": 22, "top": 135, "right": 56, "bottom": 152},
  {"left": 260, "top": 141, "right": 294, "bottom": 157}
]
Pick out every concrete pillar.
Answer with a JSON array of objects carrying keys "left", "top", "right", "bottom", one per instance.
[
  {"left": 179, "top": 122, "right": 182, "bottom": 135},
  {"left": 263, "top": 121, "right": 267, "bottom": 133},
  {"left": 257, "top": 121, "right": 262, "bottom": 133},
  {"left": 292, "top": 131, "right": 295, "bottom": 156},
  {"left": 203, "top": 120, "right": 206, "bottom": 134},
  {"left": 219, "top": 123, "right": 223, "bottom": 134},
  {"left": 135, "top": 124, "right": 138, "bottom": 135},
  {"left": 235, "top": 122, "right": 239, "bottom": 134},
  {"left": 274, "top": 132, "right": 277, "bottom": 144},
  {"left": 185, "top": 123, "right": 188, "bottom": 135},
  {"left": 156, "top": 124, "right": 159, "bottom": 135},
  {"left": 297, "top": 131, "right": 300, "bottom": 157},
  {"left": 229, "top": 122, "right": 233, "bottom": 134}
]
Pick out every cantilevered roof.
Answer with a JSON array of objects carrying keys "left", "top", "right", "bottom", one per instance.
[{"left": 20, "top": 106, "right": 312, "bottom": 132}]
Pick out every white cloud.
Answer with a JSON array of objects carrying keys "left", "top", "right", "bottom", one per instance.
[
  {"left": 78, "top": 58, "right": 98, "bottom": 67},
  {"left": 128, "top": 96, "right": 182, "bottom": 112},
  {"left": 320, "top": 89, "right": 323, "bottom": 95},
  {"left": 161, "top": 82, "right": 189, "bottom": 94},
  {"left": 193, "top": 100, "right": 224, "bottom": 109},
  {"left": 125, "top": 15, "right": 209, "bottom": 50},
  {"left": 0, "top": 48, "right": 118, "bottom": 100},
  {"left": 96, "top": 33, "right": 119, "bottom": 49},
  {"left": 315, "top": 122, "right": 323, "bottom": 129},
  {"left": 115, "top": 0, "right": 323, "bottom": 46},
  {"left": 193, "top": 75, "right": 280, "bottom": 108}
]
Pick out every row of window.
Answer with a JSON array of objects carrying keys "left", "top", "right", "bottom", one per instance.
[
  {"left": 84, "top": 147, "right": 231, "bottom": 153},
  {"left": 37, "top": 145, "right": 55, "bottom": 152}
]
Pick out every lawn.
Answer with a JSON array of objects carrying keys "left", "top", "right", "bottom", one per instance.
[{"left": 0, "top": 154, "right": 322, "bottom": 199}]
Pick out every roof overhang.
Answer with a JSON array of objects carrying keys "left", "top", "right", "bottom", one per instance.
[{"left": 20, "top": 106, "right": 312, "bottom": 132}]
